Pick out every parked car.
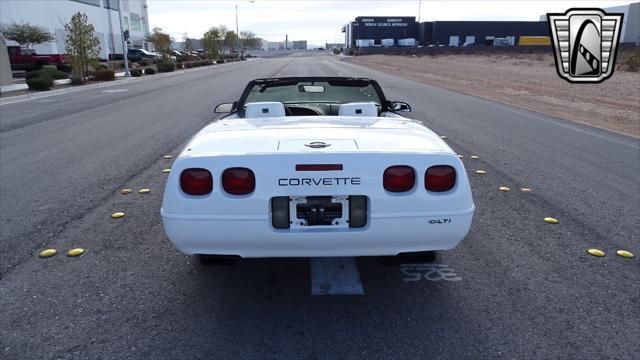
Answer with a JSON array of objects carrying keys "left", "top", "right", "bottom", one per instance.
[
  {"left": 127, "top": 48, "right": 159, "bottom": 62},
  {"left": 161, "top": 77, "right": 475, "bottom": 265},
  {"left": 7, "top": 46, "right": 66, "bottom": 71}
]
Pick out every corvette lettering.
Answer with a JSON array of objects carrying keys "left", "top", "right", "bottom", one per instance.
[{"left": 278, "top": 177, "right": 361, "bottom": 186}]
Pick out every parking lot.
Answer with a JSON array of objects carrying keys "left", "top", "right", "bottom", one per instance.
[{"left": 1, "top": 53, "right": 638, "bottom": 359}]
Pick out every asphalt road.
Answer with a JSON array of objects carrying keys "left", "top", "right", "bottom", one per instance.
[{"left": 1, "top": 53, "right": 638, "bottom": 359}]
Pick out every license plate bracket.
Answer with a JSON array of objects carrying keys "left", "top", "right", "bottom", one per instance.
[{"left": 290, "top": 196, "right": 349, "bottom": 229}]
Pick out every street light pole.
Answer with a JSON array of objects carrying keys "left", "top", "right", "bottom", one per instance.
[
  {"left": 117, "top": 0, "right": 130, "bottom": 76},
  {"left": 235, "top": 1, "right": 255, "bottom": 59}
]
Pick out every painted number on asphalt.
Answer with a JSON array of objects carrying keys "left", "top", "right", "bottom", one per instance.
[{"left": 400, "top": 264, "right": 462, "bottom": 282}]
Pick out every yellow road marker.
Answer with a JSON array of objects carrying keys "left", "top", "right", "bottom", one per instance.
[
  {"left": 163, "top": 155, "right": 172, "bottom": 159},
  {"left": 111, "top": 212, "right": 125, "bottom": 219},
  {"left": 120, "top": 189, "right": 132, "bottom": 195},
  {"left": 39, "top": 249, "right": 57, "bottom": 258},
  {"left": 544, "top": 217, "right": 558, "bottom": 224},
  {"left": 475, "top": 170, "right": 486, "bottom": 175},
  {"left": 138, "top": 188, "right": 150, "bottom": 194},
  {"left": 162, "top": 168, "right": 171, "bottom": 173},
  {"left": 67, "top": 248, "right": 86, "bottom": 257},
  {"left": 470, "top": 155, "right": 480, "bottom": 159},
  {"left": 499, "top": 186, "right": 510, "bottom": 192},
  {"left": 616, "top": 250, "right": 634, "bottom": 259},
  {"left": 587, "top": 248, "right": 605, "bottom": 257},
  {"left": 521, "top": 187, "right": 532, "bottom": 192}
]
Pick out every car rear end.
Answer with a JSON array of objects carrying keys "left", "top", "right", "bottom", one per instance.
[{"left": 161, "top": 151, "right": 474, "bottom": 258}]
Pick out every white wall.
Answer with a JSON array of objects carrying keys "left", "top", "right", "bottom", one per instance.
[{"left": 0, "top": 0, "right": 150, "bottom": 59}]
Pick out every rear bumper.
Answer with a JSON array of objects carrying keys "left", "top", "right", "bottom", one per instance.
[{"left": 160, "top": 206, "right": 474, "bottom": 257}]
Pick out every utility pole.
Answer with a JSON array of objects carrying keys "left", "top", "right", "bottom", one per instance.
[
  {"left": 117, "top": 0, "right": 130, "bottom": 76},
  {"left": 235, "top": 1, "right": 255, "bottom": 58},
  {"left": 235, "top": 3, "right": 239, "bottom": 58},
  {"left": 418, "top": 0, "right": 422, "bottom": 23}
]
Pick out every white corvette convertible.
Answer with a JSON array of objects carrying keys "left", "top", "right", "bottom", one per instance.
[{"left": 161, "top": 77, "right": 474, "bottom": 264}]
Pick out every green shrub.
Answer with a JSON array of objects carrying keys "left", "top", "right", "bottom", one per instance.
[
  {"left": 175, "top": 62, "right": 183, "bottom": 69},
  {"left": 157, "top": 62, "right": 175, "bottom": 72},
  {"left": 92, "top": 68, "right": 115, "bottom": 81},
  {"left": 144, "top": 67, "right": 156, "bottom": 75},
  {"left": 26, "top": 76, "right": 53, "bottom": 91},
  {"left": 141, "top": 59, "right": 154, "bottom": 66},
  {"left": 184, "top": 62, "right": 194, "bottom": 68},
  {"left": 129, "top": 68, "right": 143, "bottom": 77},
  {"left": 333, "top": 48, "right": 341, "bottom": 54},
  {"left": 26, "top": 69, "right": 68, "bottom": 80}
]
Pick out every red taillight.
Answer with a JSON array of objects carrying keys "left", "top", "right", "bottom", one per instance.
[
  {"left": 425, "top": 165, "right": 456, "bottom": 192},
  {"left": 180, "top": 168, "right": 213, "bottom": 195},
  {"left": 383, "top": 165, "right": 415, "bottom": 192},
  {"left": 296, "top": 164, "right": 343, "bottom": 171},
  {"left": 222, "top": 167, "right": 255, "bottom": 195}
]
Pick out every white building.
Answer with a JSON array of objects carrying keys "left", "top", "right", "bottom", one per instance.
[{"left": 0, "top": 0, "right": 151, "bottom": 59}]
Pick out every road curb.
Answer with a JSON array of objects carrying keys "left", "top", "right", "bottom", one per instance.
[{"left": 0, "top": 60, "right": 253, "bottom": 106}]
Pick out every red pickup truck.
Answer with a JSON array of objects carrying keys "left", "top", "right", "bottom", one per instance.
[{"left": 7, "top": 46, "right": 66, "bottom": 71}]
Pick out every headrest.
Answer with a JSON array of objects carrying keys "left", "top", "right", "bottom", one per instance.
[
  {"left": 244, "top": 102, "right": 286, "bottom": 118},
  {"left": 338, "top": 102, "right": 378, "bottom": 117}
]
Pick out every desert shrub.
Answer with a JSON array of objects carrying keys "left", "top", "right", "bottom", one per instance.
[
  {"left": 91, "top": 63, "right": 108, "bottom": 71},
  {"left": 26, "top": 68, "right": 68, "bottom": 80},
  {"left": 26, "top": 76, "right": 53, "bottom": 91},
  {"left": 141, "top": 58, "right": 154, "bottom": 66},
  {"left": 156, "top": 62, "right": 175, "bottom": 72},
  {"left": 92, "top": 68, "right": 115, "bottom": 81},
  {"left": 144, "top": 67, "right": 156, "bottom": 75},
  {"left": 129, "top": 68, "right": 143, "bottom": 77},
  {"left": 70, "top": 73, "right": 83, "bottom": 85},
  {"left": 619, "top": 52, "right": 640, "bottom": 72}
]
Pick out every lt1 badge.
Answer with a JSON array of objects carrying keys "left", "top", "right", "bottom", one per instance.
[{"left": 547, "top": 8, "right": 624, "bottom": 83}]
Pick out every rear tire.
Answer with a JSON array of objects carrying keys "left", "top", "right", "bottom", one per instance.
[{"left": 197, "top": 254, "right": 240, "bottom": 266}]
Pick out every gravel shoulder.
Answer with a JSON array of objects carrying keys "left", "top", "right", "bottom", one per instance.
[{"left": 352, "top": 53, "right": 640, "bottom": 138}]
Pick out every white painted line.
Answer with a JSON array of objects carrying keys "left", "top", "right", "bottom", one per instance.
[
  {"left": 311, "top": 257, "right": 364, "bottom": 295},
  {"left": 101, "top": 89, "right": 128, "bottom": 93}
]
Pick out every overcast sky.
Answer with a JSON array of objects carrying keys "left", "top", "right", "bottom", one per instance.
[{"left": 147, "top": 0, "right": 632, "bottom": 46}]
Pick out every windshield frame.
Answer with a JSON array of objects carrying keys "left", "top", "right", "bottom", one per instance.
[{"left": 235, "top": 77, "right": 389, "bottom": 113}]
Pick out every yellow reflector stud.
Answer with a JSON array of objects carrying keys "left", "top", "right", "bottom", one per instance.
[
  {"left": 521, "top": 188, "right": 532, "bottom": 192},
  {"left": 475, "top": 170, "right": 486, "bottom": 175},
  {"left": 587, "top": 248, "right": 605, "bottom": 257},
  {"left": 440, "top": 135, "right": 447, "bottom": 139},
  {"left": 111, "top": 212, "right": 125, "bottom": 219},
  {"left": 138, "top": 188, "right": 150, "bottom": 194},
  {"left": 67, "top": 248, "right": 85, "bottom": 257},
  {"left": 120, "top": 189, "right": 132, "bottom": 195},
  {"left": 544, "top": 217, "right": 558, "bottom": 224},
  {"left": 162, "top": 168, "right": 171, "bottom": 173},
  {"left": 39, "top": 249, "right": 57, "bottom": 258},
  {"left": 499, "top": 186, "right": 510, "bottom": 192},
  {"left": 616, "top": 250, "right": 634, "bottom": 259},
  {"left": 163, "top": 155, "right": 172, "bottom": 159},
  {"left": 470, "top": 155, "right": 480, "bottom": 159}
]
